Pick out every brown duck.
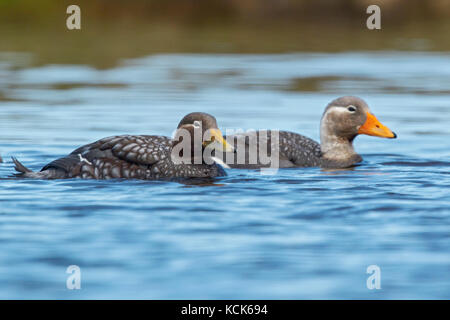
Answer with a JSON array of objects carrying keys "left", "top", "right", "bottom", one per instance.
[
  {"left": 222, "top": 96, "right": 396, "bottom": 169},
  {"left": 13, "top": 112, "right": 234, "bottom": 180}
]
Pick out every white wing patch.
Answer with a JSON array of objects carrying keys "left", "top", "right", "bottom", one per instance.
[
  {"left": 78, "top": 153, "right": 93, "bottom": 166},
  {"left": 211, "top": 156, "right": 231, "bottom": 169}
]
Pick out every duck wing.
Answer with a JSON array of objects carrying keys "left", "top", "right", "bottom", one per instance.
[
  {"left": 223, "top": 130, "right": 321, "bottom": 168},
  {"left": 97, "top": 135, "right": 171, "bottom": 165},
  {"left": 277, "top": 131, "right": 322, "bottom": 167},
  {"left": 40, "top": 135, "right": 172, "bottom": 178}
]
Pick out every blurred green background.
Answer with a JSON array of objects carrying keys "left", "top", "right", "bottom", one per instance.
[{"left": 1, "top": 0, "right": 450, "bottom": 68}]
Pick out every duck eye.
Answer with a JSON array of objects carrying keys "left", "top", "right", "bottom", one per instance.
[{"left": 347, "top": 106, "right": 356, "bottom": 112}]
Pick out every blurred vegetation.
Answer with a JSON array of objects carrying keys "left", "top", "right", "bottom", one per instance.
[{"left": 1, "top": 0, "right": 450, "bottom": 68}]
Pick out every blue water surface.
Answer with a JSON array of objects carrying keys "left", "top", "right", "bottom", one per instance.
[{"left": 0, "top": 52, "right": 449, "bottom": 299}]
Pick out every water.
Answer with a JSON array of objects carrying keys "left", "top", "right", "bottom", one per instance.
[{"left": 0, "top": 52, "right": 449, "bottom": 299}]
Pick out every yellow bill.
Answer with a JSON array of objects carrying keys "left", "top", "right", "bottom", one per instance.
[{"left": 203, "top": 128, "right": 235, "bottom": 152}]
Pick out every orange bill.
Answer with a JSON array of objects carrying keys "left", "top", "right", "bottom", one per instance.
[{"left": 358, "top": 112, "right": 397, "bottom": 138}]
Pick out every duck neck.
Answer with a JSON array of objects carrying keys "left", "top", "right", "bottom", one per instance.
[{"left": 320, "top": 132, "right": 359, "bottom": 163}]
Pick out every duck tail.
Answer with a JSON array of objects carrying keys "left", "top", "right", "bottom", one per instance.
[{"left": 11, "top": 157, "right": 34, "bottom": 176}]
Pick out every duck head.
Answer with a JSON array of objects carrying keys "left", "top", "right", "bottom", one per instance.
[
  {"left": 320, "top": 96, "right": 396, "bottom": 142},
  {"left": 320, "top": 96, "right": 396, "bottom": 162},
  {"left": 173, "top": 112, "right": 234, "bottom": 164}
]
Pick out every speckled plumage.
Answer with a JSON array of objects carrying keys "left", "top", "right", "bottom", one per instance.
[
  {"left": 13, "top": 113, "right": 228, "bottom": 180},
  {"left": 224, "top": 130, "right": 321, "bottom": 169},
  {"left": 223, "top": 130, "right": 322, "bottom": 168},
  {"left": 222, "top": 96, "right": 395, "bottom": 169}
]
